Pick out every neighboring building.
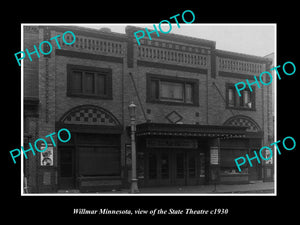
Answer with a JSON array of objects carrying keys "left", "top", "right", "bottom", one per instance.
[
  {"left": 23, "top": 25, "right": 274, "bottom": 193},
  {"left": 263, "top": 52, "right": 275, "bottom": 181}
]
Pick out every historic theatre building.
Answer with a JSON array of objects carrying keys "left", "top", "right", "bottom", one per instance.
[{"left": 23, "top": 25, "right": 274, "bottom": 193}]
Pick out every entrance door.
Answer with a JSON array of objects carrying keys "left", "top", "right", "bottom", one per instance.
[
  {"left": 174, "top": 151, "right": 185, "bottom": 185},
  {"left": 186, "top": 151, "right": 198, "bottom": 185},
  {"left": 146, "top": 150, "right": 199, "bottom": 186},
  {"left": 59, "top": 147, "right": 76, "bottom": 189},
  {"left": 147, "top": 150, "right": 171, "bottom": 186},
  {"left": 160, "top": 152, "right": 171, "bottom": 185},
  {"left": 248, "top": 149, "right": 262, "bottom": 181},
  {"left": 173, "top": 150, "right": 198, "bottom": 186}
]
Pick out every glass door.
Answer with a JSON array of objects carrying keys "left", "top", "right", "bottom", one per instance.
[
  {"left": 160, "top": 152, "right": 171, "bottom": 185},
  {"left": 147, "top": 152, "right": 158, "bottom": 186},
  {"left": 147, "top": 150, "right": 171, "bottom": 186},
  {"left": 146, "top": 150, "right": 199, "bottom": 186},
  {"left": 58, "top": 147, "right": 76, "bottom": 189},
  {"left": 173, "top": 150, "right": 198, "bottom": 186},
  {"left": 174, "top": 151, "right": 186, "bottom": 185},
  {"left": 186, "top": 151, "right": 198, "bottom": 185}
]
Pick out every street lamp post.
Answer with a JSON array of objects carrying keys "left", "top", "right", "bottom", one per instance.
[{"left": 128, "top": 102, "right": 139, "bottom": 193}]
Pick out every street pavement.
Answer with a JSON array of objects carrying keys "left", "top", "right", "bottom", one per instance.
[
  {"left": 56, "top": 181, "right": 275, "bottom": 194},
  {"left": 113, "top": 181, "right": 275, "bottom": 194}
]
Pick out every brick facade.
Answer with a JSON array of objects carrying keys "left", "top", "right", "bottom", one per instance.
[{"left": 23, "top": 25, "right": 274, "bottom": 193}]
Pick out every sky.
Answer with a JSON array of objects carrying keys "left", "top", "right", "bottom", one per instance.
[{"left": 80, "top": 24, "right": 275, "bottom": 57}]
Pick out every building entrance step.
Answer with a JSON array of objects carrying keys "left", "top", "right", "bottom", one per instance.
[
  {"left": 57, "top": 189, "right": 80, "bottom": 193},
  {"left": 249, "top": 180, "right": 263, "bottom": 184}
]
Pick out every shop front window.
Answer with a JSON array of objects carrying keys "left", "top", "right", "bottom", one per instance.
[
  {"left": 79, "top": 146, "right": 120, "bottom": 176},
  {"left": 221, "top": 167, "right": 248, "bottom": 175},
  {"left": 220, "top": 148, "right": 249, "bottom": 174}
]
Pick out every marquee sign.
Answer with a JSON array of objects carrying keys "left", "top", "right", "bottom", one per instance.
[{"left": 146, "top": 138, "right": 198, "bottom": 149}]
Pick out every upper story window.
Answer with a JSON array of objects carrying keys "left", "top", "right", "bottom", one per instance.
[
  {"left": 67, "top": 65, "right": 112, "bottom": 99},
  {"left": 227, "top": 87, "right": 235, "bottom": 108},
  {"left": 226, "top": 83, "right": 255, "bottom": 110},
  {"left": 147, "top": 74, "right": 199, "bottom": 106},
  {"left": 240, "top": 89, "right": 252, "bottom": 108}
]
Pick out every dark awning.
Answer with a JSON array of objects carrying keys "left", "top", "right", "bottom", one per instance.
[{"left": 135, "top": 123, "right": 247, "bottom": 138}]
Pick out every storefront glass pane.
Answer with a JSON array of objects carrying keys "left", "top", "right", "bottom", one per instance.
[
  {"left": 176, "top": 153, "right": 184, "bottom": 178},
  {"left": 149, "top": 153, "right": 157, "bottom": 179},
  {"left": 79, "top": 146, "right": 120, "bottom": 176},
  {"left": 161, "top": 153, "right": 169, "bottom": 179},
  {"left": 188, "top": 155, "right": 196, "bottom": 178}
]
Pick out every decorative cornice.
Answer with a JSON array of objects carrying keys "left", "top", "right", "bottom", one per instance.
[
  {"left": 216, "top": 49, "right": 272, "bottom": 64},
  {"left": 125, "top": 25, "right": 216, "bottom": 49},
  {"left": 24, "top": 26, "right": 39, "bottom": 33}
]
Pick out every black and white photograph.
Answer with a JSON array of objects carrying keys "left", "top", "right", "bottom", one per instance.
[
  {"left": 3, "top": 6, "right": 298, "bottom": 221},
  {"left": 21, "top": 23, "right": 276, "bottom": 195}
]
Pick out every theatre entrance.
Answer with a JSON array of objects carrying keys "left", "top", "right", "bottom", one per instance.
[{"left": 145, "top": 149, "right": 202, "bottom": 186}]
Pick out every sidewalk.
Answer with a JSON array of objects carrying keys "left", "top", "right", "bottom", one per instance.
[
  {"left": 56, "top": 181, "right": 275, "bottom": 194},
  {"left": 115, "top": 181, "right": 275, "bottom": 194}
]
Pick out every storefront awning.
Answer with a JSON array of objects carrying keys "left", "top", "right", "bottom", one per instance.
[{"left": 135, "top": 123, "right": 247, "bottom": 138}]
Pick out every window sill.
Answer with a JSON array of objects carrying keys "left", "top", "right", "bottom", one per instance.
[
  {"left": 67, "top": 93, "right": 113, "bottom": 100},
  {"left": 147, "top": 99, "right": 199, "bottom": 107},
  {"left": 78, "top": 175, "right": 121, "bottom": 180},
  {"left": 226, "top": 106, "right": 256, "bottom": 111},
  {"left": 221, "top": 173, "right": 248, "bottom": 176}
]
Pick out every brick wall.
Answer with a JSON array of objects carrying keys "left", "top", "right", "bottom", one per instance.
[
  {"left": 125, "top": 36, "right": 271, "bottom": 134},
  {"left": 24, "top": 116, "right": 39, "bottom": 192},
  {"left": 23, "top": 26, "right": 40, "bottom": 192},
  {"left": 208, "top": 75, "right": 264, "bottom": 127},
  {"left": 24, "top": 25, "right": 274, "bottom": 191},
  {"left": 125, "top": 32, "right": 214, "bottom": 126},
  {"left": 24, "top": 26, "right": 39, "bottom": 98}
]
